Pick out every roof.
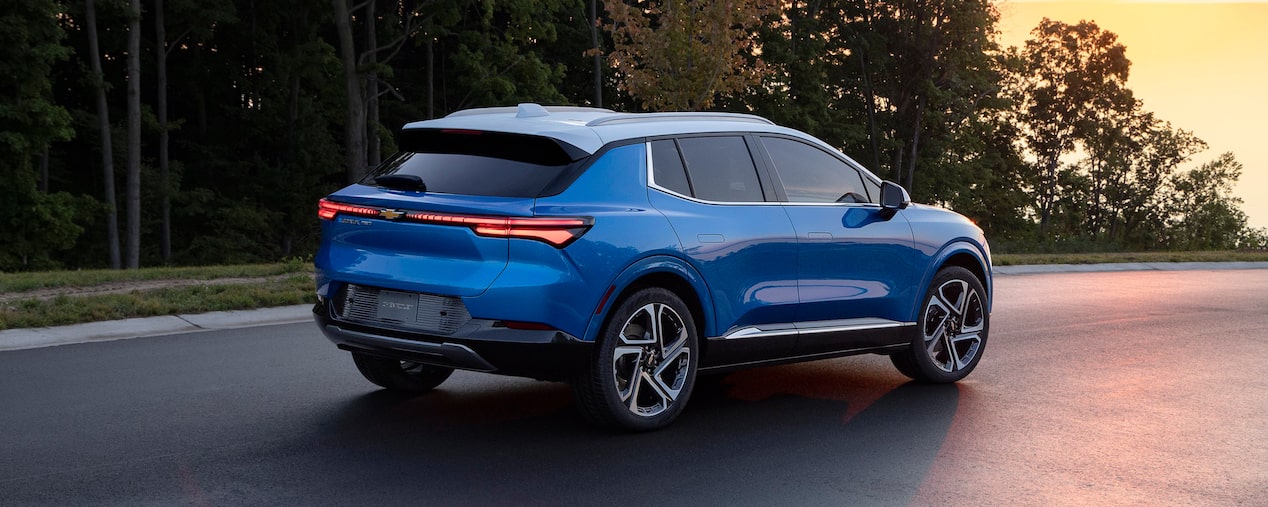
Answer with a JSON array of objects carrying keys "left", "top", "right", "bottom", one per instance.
[{"left": 399, "top": 103, "right": 810, "bottom": 155}]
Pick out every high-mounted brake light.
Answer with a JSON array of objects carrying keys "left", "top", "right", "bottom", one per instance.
[{"left": 318, "top": 198, "right": 592, "bottom": 248}]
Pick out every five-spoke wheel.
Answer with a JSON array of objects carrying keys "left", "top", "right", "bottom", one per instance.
[
  {"left": 573, "top": 287, "right": 698, "bottom": 431},
  {"left": 892, "top": 266, "right": 989, "bottom": 383}
]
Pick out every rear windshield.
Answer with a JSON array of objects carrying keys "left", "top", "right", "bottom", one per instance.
[{"left": 360, "top": 129, "right": 580, "bottom": 198}]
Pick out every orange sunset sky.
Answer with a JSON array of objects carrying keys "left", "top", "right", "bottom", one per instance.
[{"left": 994, "top": 0, "right": 1268, "bottom": 230}]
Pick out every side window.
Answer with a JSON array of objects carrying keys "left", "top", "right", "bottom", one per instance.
[
  {"left": 861, "top": 176, "right": 881, "bottom": 204},
  {"left": 760, "top": 137, "right": 871, "bottom": 204},
  {"left": 677, "top": 136, "right": 765, "bottom": 203},
  {"left": 650, "top": 140, "right": 692, "bottom": 196}
]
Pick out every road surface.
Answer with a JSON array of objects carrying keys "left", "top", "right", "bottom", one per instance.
[{"left": 2, "top": 270, "right": 1265, "bottom": 505}]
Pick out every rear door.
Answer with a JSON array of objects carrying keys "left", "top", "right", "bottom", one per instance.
[{"left": 646, "top": 136, "right": 799, "bottom": 365}]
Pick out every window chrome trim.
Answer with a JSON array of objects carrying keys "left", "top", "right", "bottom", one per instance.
[{"left": 715, "top": 318, "right": 915, "bottom": 340}]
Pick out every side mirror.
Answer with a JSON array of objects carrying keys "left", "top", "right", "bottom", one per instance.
[{"left": 880, "top": 181, "right": 910, "bottom": 215}]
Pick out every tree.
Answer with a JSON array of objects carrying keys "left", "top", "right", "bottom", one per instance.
[
  {"left": 1166, "top": 153, "right": 1248, "bottom": 250},
  {"left": 154, "top": 0, "right": 170, "bottom": 262},
  {"left": 1011, "top": 19, "right": 1134, "bottom": 236},
  {"left": 83, "top": 0, "right": 122, "bottom": 269},
  {"left": 602, "top": 0, "right": 775, "bottom": 111},
  {"left": 125, "top": 0, "right": 143, "bottom": 268},
  {"left": 0, "top": 0, "right": 82, "bottom": 270},
  {"left": 332, "top": 0, "right": 435, "bottom": 183}
]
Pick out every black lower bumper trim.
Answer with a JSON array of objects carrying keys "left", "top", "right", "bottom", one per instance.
[
  {"left": 314, "top": 301, "right": 593, "bottom": 380},
  {"left": 324, "top": 325, "right": 498, "bottom": 372}
]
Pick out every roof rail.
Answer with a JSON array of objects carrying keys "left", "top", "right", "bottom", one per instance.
[
  {"left": 445, "top": 104, "right": 616, "bottom": 119},
  {"left": 586, "top": 112, "right": 775, "bottom": 127}
]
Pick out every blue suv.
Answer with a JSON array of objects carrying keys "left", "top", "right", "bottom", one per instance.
[{"left": 314, "top": 104, "right": 992, "bottom": 430}]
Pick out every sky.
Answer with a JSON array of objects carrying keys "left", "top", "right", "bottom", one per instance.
[{"left": 993, "top": 0, "right": 1268, "bottom": 230}]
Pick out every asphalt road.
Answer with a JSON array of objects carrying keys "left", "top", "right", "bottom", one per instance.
[{"left": 2, "top": 270, "right": 1266, "bottom": 506}]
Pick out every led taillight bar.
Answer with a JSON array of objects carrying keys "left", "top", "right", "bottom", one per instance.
[
  {"left": 318, "top": 198, "right": 592, "bottom": 248},
  {"left": 317, "top": 199, "right": 378, "bottom": 220}
]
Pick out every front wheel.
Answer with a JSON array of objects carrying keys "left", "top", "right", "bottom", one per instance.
[
  {"left": 891, "top": 266, "right": 989, "bottom": 383},
  {"left": 351, "top": 352, "right": 454, "bottom": 392},
  {"left": 572, "top": 287, "right": 698, "bottom": 431}
]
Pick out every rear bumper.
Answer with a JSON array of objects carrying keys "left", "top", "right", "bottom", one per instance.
[{"left": 313, "top": 302, "right": 591, "bottom": 381}]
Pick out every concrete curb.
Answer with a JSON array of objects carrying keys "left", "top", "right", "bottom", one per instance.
[
  {"left": 4, "top": 261, "right": 1268, "bottom": 352},
  {"left": 0, "top": 304, "right": 313, "bottom": 352}
]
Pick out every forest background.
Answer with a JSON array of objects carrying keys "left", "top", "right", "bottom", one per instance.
[{"left": 2, "top": 0, "right": 1263, "bottom": 272}]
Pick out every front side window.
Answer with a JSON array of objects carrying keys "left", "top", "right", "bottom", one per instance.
[
  {"left": 677, "top": 136, "right": 765, "bottom": 203},
  {"left": 761, "top": 136, "right": 871, "bottom": 204}
]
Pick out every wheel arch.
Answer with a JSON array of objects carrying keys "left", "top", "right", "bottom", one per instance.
[
  {"left": 919, "top": 241, "right": 993, "bottom": 318},
  {"left": 582, "top": 255, "right": 714, "bottom": 347}
]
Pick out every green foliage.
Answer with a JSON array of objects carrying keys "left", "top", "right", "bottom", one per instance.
[
  {"left": 0, "top": 0, "right": 82, "bottom": 270},
  {"left": 1165, "top": 153, "right": 1248, "bottom": 251},
  {"left": 602, "top": 0, "right": 775, "bottom": 111},
  {"left": 4, "top": 0, "right": 1258, "bottom": 271}
]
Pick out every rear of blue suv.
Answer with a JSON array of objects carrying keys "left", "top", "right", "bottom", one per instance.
[{"left": 315, "top": 104, "right": 992, "bottom": 430}]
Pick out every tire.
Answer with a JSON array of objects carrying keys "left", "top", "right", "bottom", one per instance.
[
  {"left": 572, "top": 287, "right": 699, "bottom": 431},
  {"left": 891, "top": 266, "right": 989, "bottom": 383},
  {"left": 351, "top": 352, "right": 454, "bottom": 393}
]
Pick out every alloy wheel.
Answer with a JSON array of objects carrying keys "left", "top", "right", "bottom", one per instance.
[
  {"left": 611, "top": 302, "right": 692, "bottom": 417},
  {"left": 921, "top": 278, "right": 985, "bottom": 373}
]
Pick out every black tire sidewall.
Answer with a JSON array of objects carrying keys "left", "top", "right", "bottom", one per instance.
[
  {"left": 352, "top": 352, "right": 454, "bottom": 392},
  {"left": 587, "top": 287, "right": 699, "bottom": 431}
]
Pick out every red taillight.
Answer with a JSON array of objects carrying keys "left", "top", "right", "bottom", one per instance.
[
  {"left": 318, "top": 198, "right": 592, "bottom": 248},
  {"left": 405, "top": 212, "right": 592, "bottom": 248},
  {"left": 317, "top": 198, "right": 378, "bottom": 220}
]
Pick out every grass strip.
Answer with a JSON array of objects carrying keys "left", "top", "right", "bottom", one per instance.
[
  {"left": 993, "top": 250, "right": 1268, "bottom": 266},
  {"left": 0, "top": 260, "right": 311, "bottom": 294},
  {"left": 0, "top": 275, "right": 314, "bottom": 330}
]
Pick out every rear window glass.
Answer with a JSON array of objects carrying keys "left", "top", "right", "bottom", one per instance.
[{"left": 360, "top": 129, "right": 578, "bottom": 198}]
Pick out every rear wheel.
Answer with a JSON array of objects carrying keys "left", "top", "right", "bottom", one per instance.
[
  {"left": 351, "top": 352, "right": 454, "bottom": 392},
  {"left": 573, "top": 287, "right": 698, "bottom": 431},
  {"left": 891, "top": 266, "right": 988, "bottom": 383}
]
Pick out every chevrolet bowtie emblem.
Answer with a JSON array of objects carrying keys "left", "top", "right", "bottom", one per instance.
[{"left": 379, "top": 209, "right": 404, "bottom": 220}]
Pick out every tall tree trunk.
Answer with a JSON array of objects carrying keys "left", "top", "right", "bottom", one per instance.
[
  {"left": 86, "top": 0, "right": 121, "bottom": 270},
  {"left": 426, "top": 36, "right": 434, "bottom": 118},
  {"left": 589, "top": 0, "right": 602, "bottom": 108},
  {"left": 364, "top": 0, "right": 380, "bottom": 167},
  {"left": 125, "top": 0, "right": 143, "bottom": 269},
  {"left": 333, "top": 0, "right": 366, "bottom": 183},
  {"left": 38, "top": 146, "right": 49, "bottom": 193},
  {"left": 904, "top": 94, "right": 926, "bottom": 192},
  {"left": 860, "top": 48, "right": 881, "bottom": 175},
  {"left": 1039, "top": 154, "right": 1059, "bottom": 237},
  {"left": 154, "top": 0, "right": 171, "bottom": 263}
]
